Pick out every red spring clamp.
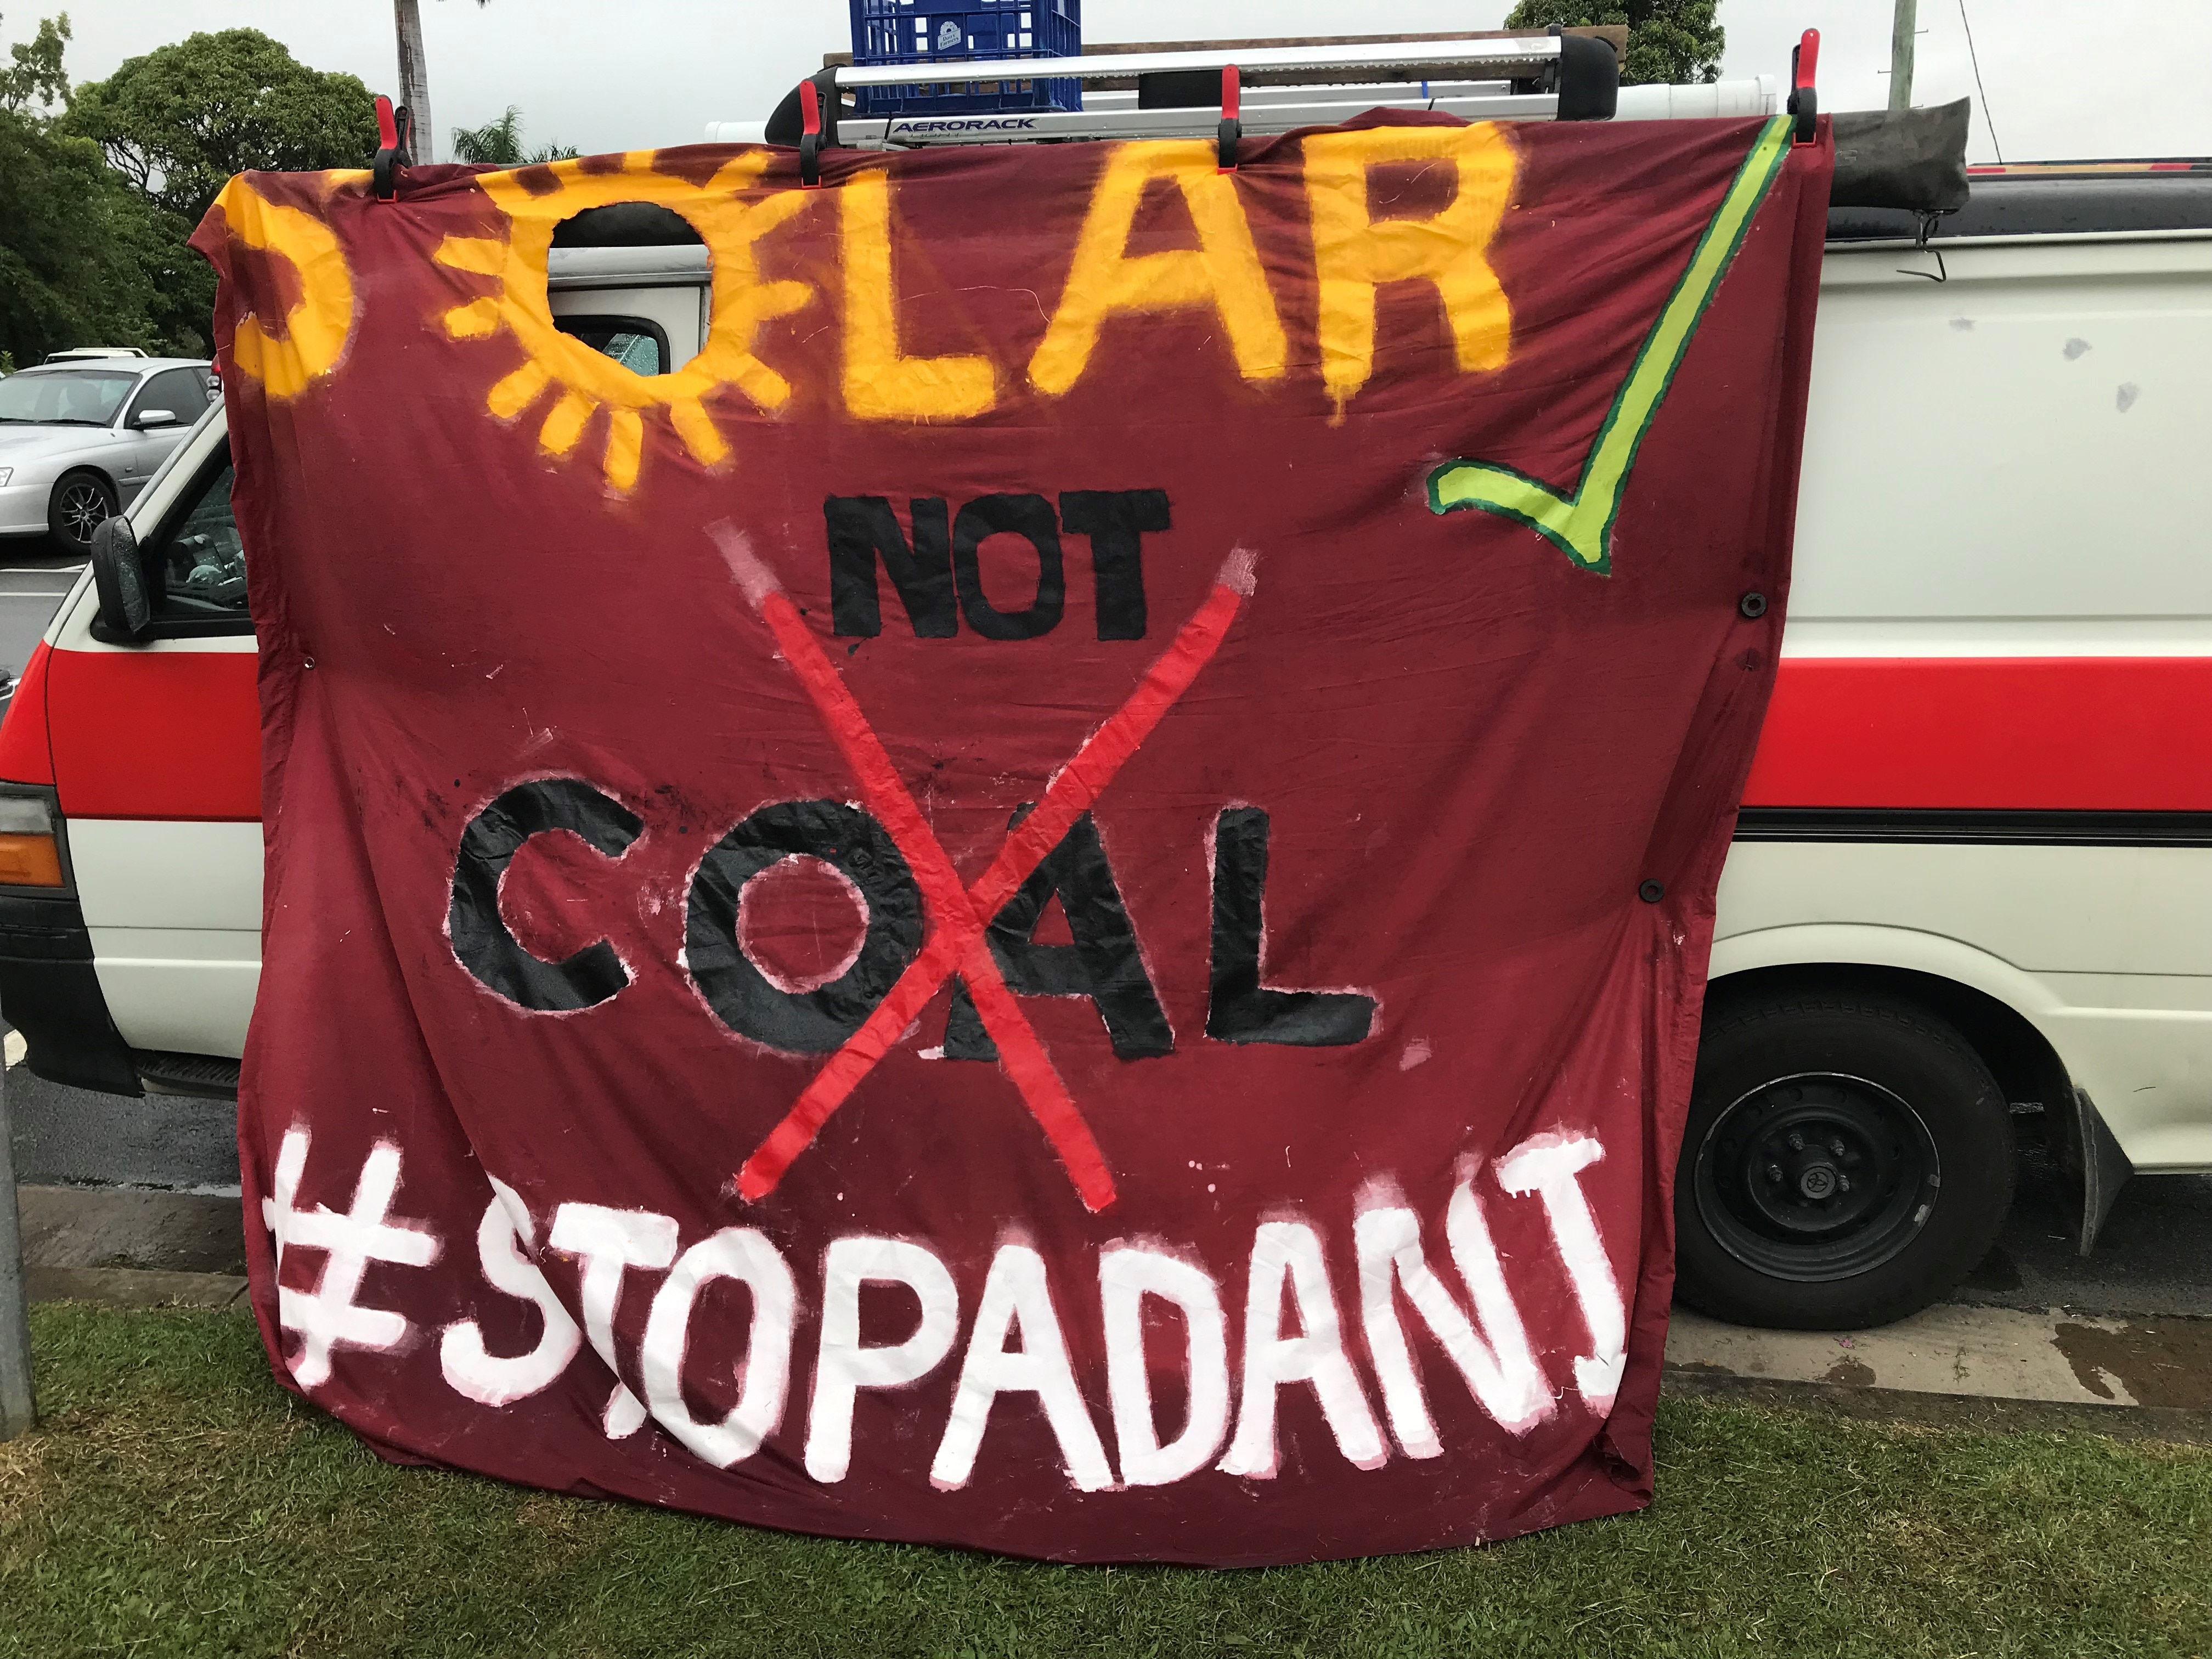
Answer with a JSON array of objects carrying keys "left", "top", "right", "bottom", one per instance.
[
  {"left": 1788, "top": 27, "right": 1820, "bottom": 145},
  {"left": 799, "top": 77, "right": 824, "bottom": 188},
  {"left": 373, "top": 94, "right": 411, "bottom": 201},
  {"left": 1217, "top": 64, "right": 1242, "bottom": 173}
]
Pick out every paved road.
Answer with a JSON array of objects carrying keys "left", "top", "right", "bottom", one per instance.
[
  {"left": 7, "top": 1053, "right": 2209, "bottom": 1320},
  {"left": 0, "top": 549, "right": 82, "bottom": 679}
]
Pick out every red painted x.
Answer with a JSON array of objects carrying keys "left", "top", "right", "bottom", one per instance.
[{"left": 710, "top": 524, "right": 1255, "bottom": 1212}]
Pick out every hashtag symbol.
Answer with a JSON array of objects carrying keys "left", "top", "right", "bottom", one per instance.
[{"left": 262, "top": 1127, "right": 441, "bottom": 1389}]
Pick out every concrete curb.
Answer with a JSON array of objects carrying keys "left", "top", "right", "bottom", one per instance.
[
  {"left": 1667, "top": 1302, "right": 2212, "bottom": 1412},
  {"left": 26, "top": 1265, "right": 248, "bottom": 1309},
  {"left": 1660, "top": 1368, "right": 2212, "bottom": 1444}
]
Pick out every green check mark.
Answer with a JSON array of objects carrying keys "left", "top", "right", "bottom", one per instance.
[{"left": 1427, "top": 117, "right": 1795, "bottom": 575}]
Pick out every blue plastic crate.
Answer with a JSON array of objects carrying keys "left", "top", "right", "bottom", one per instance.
[{"left": 848, "top": 0, "right": 1082, "bottom": 116}]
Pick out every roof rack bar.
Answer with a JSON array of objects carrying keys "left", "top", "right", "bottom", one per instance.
[
  {"left": 844, "top": 95, "right": 1572, "bottom": 147},
  {"left": 830, "top": 35, "right": 1565, "bottom": 89},
  {"left": 712, "top": 77, "right": 1774, "bottom": 150}
]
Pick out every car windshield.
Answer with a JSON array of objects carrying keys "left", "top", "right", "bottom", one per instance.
[{"left": 0, "top": 369, "right": 137, "bottom": 426}]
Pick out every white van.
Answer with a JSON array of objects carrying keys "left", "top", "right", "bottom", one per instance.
[{"left": 2, "top": 163, "right": 2207, "bottom": 1332}]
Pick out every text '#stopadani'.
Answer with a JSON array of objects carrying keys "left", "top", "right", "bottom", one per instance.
[{"left": 263, "top": 1125, "right": 1627, "bottom": 1491}]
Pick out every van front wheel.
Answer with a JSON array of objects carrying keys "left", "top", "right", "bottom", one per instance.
[{"left": 1674, "top": 993, "right": 2014, "bottom": 1330}]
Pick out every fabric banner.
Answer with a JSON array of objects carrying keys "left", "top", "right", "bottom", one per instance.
[{"left": 195, "top": 110, "right": 1829, "bottom": 1565}]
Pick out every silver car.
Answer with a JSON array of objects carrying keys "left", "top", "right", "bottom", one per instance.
[{"left": 0, "top": 357, "right": 215, "bottom": 555}]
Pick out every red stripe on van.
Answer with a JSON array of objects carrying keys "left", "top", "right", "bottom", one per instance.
[
  {"left": 46, "top": 647, "right": 261, "bottom": 820},
  {"left": 0, "top": 641, "right": 58, "bottom": 786},
  {"left": 1743, "top": 657, "right": 2212, "bottom": 811},
  {"left": 36, "top": 650, "right": 2211, "bottom": 822}
]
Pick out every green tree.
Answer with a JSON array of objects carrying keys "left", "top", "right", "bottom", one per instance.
[
  {"left": 450, "top": 105, "right": 578, "bottom": 166},
  {"left": 63, "top": 27, "right": 378, "bottom": 223},
  {"left": 0, "top": 9, "right": 68, "bottom": 110},
  {"left": 1504, "top": 0, "right": 1726, "bottom": 85},
  {"left": 0, "top": 13, "right": 171, "bottom": 364}
]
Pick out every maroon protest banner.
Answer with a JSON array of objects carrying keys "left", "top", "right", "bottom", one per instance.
[{"left": 194, "top": 110, "right": 1829, "bottom": 1564}]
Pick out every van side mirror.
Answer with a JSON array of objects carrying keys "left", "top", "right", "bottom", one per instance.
[
  {"left": 132, "top": 408, "right": 178, "bottom": 428},
  {"left": 89, "top": 516, "right": 153, "bottom": 643}
]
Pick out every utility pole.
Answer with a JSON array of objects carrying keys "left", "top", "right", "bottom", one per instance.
[
  {"left": 1889, "top": 0, "right": 1917, "bottom": 111},
  {"left": 1, "top": 1066, "right": 35, "bottom": 1441},
  {"left": 393, "top": 0, "right": 435, "bottom": 162}
]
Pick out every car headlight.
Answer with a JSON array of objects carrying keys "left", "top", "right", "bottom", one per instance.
[{"left": 0, "top": 469, "right": 13, "bottom": 487}]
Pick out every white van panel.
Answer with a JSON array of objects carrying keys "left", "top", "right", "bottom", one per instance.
[
  {"left": 70, "top": 819, "right": 262, "bottom": 932},
  {"left": 1714, "top": 841, "right": 2212, "bottom": 980},
  {"left": 89, "top": 927, "right": 258, "bottom": 1058},
  {"left": 1792, "top": 236, "right": 2212, "bottom": 644}
]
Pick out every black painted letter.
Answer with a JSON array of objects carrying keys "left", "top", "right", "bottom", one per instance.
[
  {"left": 686, "top": 799, "right": 923, "bottom": 1053},
  {"left": 1058, "top": 488, "right": 1165, "bottom": 640},
  {"left": 945, "top": 808, "right": 1172, "bottom": 1060},
  {"left": 951, "top": 493, "right": 1064, "bottom": 640},
  {"left": 449, "top": 778, "right": 643, "bottom": 1013},
  {"left": 827, "top": 495, "right": 956, "bottom": 637},
  {"left": 1206, "top": 807, "right": 1375, "bottom": 1046}
]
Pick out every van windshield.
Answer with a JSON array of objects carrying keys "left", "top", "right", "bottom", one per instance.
[{"left": 0, "top": 369, "right": 136, "bottom": 427}]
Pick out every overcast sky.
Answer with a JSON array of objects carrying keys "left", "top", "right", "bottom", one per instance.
[{"left": 8, "top": 1, "right": 2209, "bottom": 164}]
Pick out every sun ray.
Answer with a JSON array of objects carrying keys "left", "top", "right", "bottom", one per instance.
[
  {"left": 706, "top": 153, "right": 773, "bottom": 195},
  {"left": 433, "top": 236, "right": 508, "bottom": 275},
  {"left": 444, "top": 298, "right": 503, "bottom": 339},
  {"left": 538, "top": 391, "right": 594, "bottom": 456},
  {"left": 731, "top": 359, "right": 793, "bottom": 413},
  {"left": 669, "top": 397, "right": 727, "bottom": 466},
  {"left": 486, "top": 361, "right": 551, "bottom": 421},
  {"left": 604, "top": 409, "right": 644, "bottom": 492}
]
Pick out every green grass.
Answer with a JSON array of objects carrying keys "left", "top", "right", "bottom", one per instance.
[{"left": 3, "top": 1305, "right": 2209, "bottom": 1658}]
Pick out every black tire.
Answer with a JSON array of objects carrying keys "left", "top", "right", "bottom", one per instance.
[
  {"left": 1674, "top": 991, "right": 2014, "bottom": 1330},
  {"left": 47, "top": 469, "right": 116, "bottom": 555}
]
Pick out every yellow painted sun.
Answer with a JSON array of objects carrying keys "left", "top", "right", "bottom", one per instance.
[{"left": 433, "top": 151, "right": 814, "bottom": 494}]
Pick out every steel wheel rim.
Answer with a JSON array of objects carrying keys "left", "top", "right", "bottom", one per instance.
[
  {"left": 60, "top": 481, "right": 110, "bottom": 544},
  {"left": 1693, "top": 1070, "right": 1941, "bottom": 1283}
]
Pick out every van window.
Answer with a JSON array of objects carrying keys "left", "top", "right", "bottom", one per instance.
[
  {"left": 151, "top": 461, "right": 247, "bottom": 616},
  {"left": 555, "top": 315, "right": 670, "bottom": 375}
]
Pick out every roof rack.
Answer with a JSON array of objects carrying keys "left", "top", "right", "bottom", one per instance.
[
  {"left": 764, "top": 31, "right": 1657, "bottom": 165},
  {"left": 733, "top": 32, "right": 1794, "bottom": 157}
]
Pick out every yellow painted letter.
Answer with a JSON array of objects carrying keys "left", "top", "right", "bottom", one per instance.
[
  {"left": 1304, "top": 123, "right": 1516, "bottom": 412},
  {"left": 841, "top": 170, "right": 996, "bottom": 420},
  {"left": 1028, "top": 141, "right": 1285, "bottom": 397}
]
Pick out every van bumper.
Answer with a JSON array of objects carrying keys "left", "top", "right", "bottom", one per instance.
[{"left": 0, "top": 893, "right": 145, "bottom": 1096}]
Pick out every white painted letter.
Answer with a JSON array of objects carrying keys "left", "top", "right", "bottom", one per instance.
[
  {"left": 1355, "top": 1182, "right": 1552, "bottom": 1457},
  {"left": 1218, "top": 1221, "right": 1385, "bottom": 1477},
  {"left": 806, "top": 1235, "right": 960, "bottom": 1484},
  {"left": 261, "top": 1127, "right": 441, "bottom": 1391},
  {"left": 639, "top": 1227, "right": 797, "bottom": 1469},
  {"left": 548, "top": 1202, "right": 681, "bottom": 1438},
  {"left": 1100, "top": 1246, "right": 1230, "bottom": 1486},
  {"left": 1496, "top": 1133, "right": 1626, "bottom": 1413},
  {"left": 440, "top": 1177, "right": 583, "bottom": 1407},
  {"left": 932, "top": 1244, "right": 1113, "bottom": 1492}
]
